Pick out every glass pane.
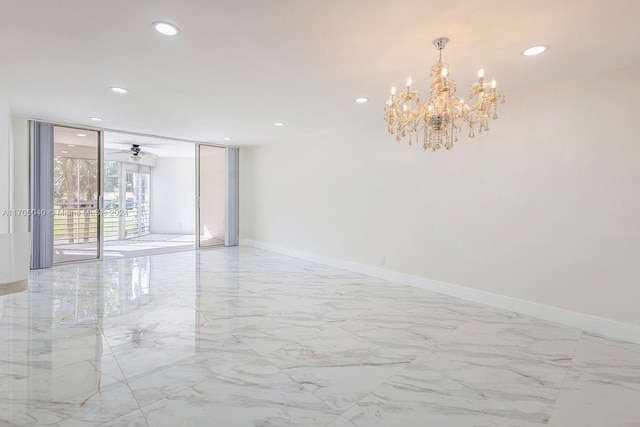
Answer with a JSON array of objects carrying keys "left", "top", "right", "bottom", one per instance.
[
  {"left": 124, "top": 166, "right": 151, "bottom": 238},
  {"left": 198, "top": 146, "right": 225, "bottom": 247},
  {"left": 53, "top": 126, "right": 100, "bottom": 263},
  {"left": 103, "top": 160, "right": 120, "bottom": 241}
]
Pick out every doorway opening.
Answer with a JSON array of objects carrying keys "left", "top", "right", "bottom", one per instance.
[
  {"left": 32, "top": 121, "right": 236, "bottom": 268},
  {"left": 102, "top": 132, "right": 200, "bottom": 260}
]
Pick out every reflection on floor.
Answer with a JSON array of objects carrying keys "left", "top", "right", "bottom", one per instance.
[
  {"left": 53, "top": 241, "right": 100, "bottom": 263},
  {"left": 53, "top": 234, "right": 199, "bottom": 263},
  {"left": 103, "top": 234, "right": 197, "bottom": 260},
  {"left": 1, "top": 247, "right": 639, "bottom": 426},
  {"left": 199, "top": 237, "right": 225, "bottom": 247}
]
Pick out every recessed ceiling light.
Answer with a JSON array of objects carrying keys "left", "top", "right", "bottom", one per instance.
[
  {"left": 68, "top": 144, "right": 75, "bottom": 147},
  {"left": 354, "top": 97, "right": 369, "bottom": 103},
  {"left": 77, "top": 133, "right": 86, "bottom": 137},
  {"left": 153, "top": 21, "right": 179, "bottom": 36},
  {"left": 223, "top": 137, "right": 232, "bottom": 141},
  {"left": 274, "top": 122, "right": 284, "bottom": 127},
  {"left": 110, "top": 87, "right": 128, "bottom": 94},
  {"left": 522, "top": 45, "right": 549, "bottom": 56},
  {"left": 61, "top": 151, "right": 68, "bottom": 154},
  {"left": 89, "top": 117, "right": 102, "bottom": 121}
]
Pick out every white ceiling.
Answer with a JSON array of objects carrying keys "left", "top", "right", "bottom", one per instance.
[
  {"left": 1, "top": 0, "right": 639, "bottom": 146},
  {"left": 52, "top": 125, "right": 196, "bottom": 158},
  {"left": 103, "top": 131, "right": 196, "bottom": 158}
]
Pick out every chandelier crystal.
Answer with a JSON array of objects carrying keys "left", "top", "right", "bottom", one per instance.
[{"left": 384, "top": 38, "right": 506, "bottom": 151}]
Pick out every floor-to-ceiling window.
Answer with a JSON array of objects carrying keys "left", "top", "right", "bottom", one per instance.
[
  {"left": 102, "top": 132, "right": 198, "bottom": 259},
  {"left": 52, "top": 126, "right": 101, "bottom": 264},
  {"left": 31, "top": 125, "right": 237, "bottom": 267}
]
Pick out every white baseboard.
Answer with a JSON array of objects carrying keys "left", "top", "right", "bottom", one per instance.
[{"left": 241, "top": 239, "right": 640, "bottom": 345}]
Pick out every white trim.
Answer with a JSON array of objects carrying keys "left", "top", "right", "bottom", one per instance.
[{"left": 241, "top": 239, "right": 640, "bottom": 345}]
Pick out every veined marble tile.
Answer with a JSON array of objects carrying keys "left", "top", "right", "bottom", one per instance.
[
  {"left": 100, "top": 302, "right": 199, "bottom": 349},
  {"left": 0, "top": 323, "right": 125, "bottom": 413},
  {"left": 344, "top": 393, "right": 550, "bottom": 427},
  {"left": 96, "top": 409, "right": 149, "bottom": 427},
  {"left": 266, "top": 325, "right": 413, "bottom": 411},
  {"left": 221, "top": 304, "right": 342, "bottom": 356},
  {"left": 0, "top": 379, "right": 140, "bottom": 426},
  {"left": 548, "top": 368, "right": 640, "bottom": 427},
  {"left": 125, "top": 331, "right": 261, "bottom": 407},
  {"left": 232, "top": 319, "right": 322, "bottom": 356},
  {"left": 0, "top": 351, "right": 125, "bottom": 401},
  {"left": 440, "top": 308, "right": 583, "bottom": 367},
  {"left": 343, "top": 347, "right": 560, "bottom": 426},
  {"left": 338, "top": 304, "right": 467, "bottom": 353},
  {"left": 104, "top": 331, "right": 203, "bottom": 379},
  {"left": 385, "top": 290, "right": 486, "bottom": 315},
  {"left": 326, "top": 416, "right": 356, "bottom": 427},
  {"left": 195, "top": 292, "right": 295, "bottom": 320},
  {"left": 140, "top": 358, "right": 338, "bottom": 426},
  {"left": 570, "top": 332, "right": 640, "bottom": 392},
  {"left": 342, "top": 315, "right": 581, "bottom": 427}
]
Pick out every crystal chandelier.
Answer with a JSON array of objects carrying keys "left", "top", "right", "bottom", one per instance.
[{"left": 384, "top": 37, "right": 506, "bottom": 151}]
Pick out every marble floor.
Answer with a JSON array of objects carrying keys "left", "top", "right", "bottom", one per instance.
[
  {"left": 54, "top": 234, "right": 200, "bottom": 263},
  {"left": 1, "top": 247, "right": 639, "bottom": 426}
]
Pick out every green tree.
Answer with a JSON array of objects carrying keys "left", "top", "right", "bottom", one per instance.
[{"left": 53, "top": 158, "right": 98, "bottom": 243}]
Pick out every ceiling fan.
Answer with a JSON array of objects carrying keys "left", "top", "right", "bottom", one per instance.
[
  {"left": 128, "top": 144, "right": 155, "bottom": 162},
  {"left": 104, "top": 143, "right": 159, "bottom": 163},
  {"left": 130, "top": 144, "right": 142, "bottom": 157},
  {"left": 104, "top": 141, "right": 161, "bottom": 164},
  {"left": 106, "top": 143, "right": 153, "bottom": 155}
]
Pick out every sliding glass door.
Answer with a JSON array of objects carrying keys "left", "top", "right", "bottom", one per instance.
[
  {"left": 32, "top": 124, "right": 238, "bottom": 267},
  {"left": 52, "top": 126, "right": 101, "bottom": 263},
  {"left": 196, "top": 145, "right": 226, "bottom": 248}
]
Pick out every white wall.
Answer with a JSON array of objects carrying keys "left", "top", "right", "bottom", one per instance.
[
  {"left": 0, "top": 82, "right": 11, "bottom": 233},
  {"left": 10, "top": 117, "right": 29, "bottom": 234},
  {"left": 0, "top": 99, "right": 27, "bottom": 236},
  {"left": 241, "top": 67, "right": 640, "bottom": 328},
  {"left": 150, "top": 157, "right": 196, "bottom": 234},
  {"left": 239, "top": 148, "right": 252, "bottom": 241}
]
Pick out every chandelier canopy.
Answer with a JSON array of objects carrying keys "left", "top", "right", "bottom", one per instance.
[{"left": 384, "top": 38, "right": 506, "bottom": 151}]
